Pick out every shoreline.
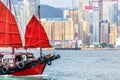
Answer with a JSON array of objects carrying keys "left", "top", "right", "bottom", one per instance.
[{"left": 81, "top": 47, "right": 120, "bottom": 50}]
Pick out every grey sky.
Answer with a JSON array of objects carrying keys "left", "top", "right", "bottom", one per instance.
[{"left": 40, "top": 0, "right": 77, "bottom": 8}]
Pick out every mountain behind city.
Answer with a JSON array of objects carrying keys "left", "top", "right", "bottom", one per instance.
[{"left": 40, "top": 5, "right": 63, "bottom": 18}]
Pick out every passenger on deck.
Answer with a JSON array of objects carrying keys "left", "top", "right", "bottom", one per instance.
[{"left": 15, "top": 55, "right": 23, "bottom": 62}]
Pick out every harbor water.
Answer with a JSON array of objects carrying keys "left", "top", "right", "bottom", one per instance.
[{"left": 0, "top": 50, "right": 120, "bottom": 80}]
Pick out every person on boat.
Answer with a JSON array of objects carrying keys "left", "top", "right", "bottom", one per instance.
[{"left": 15, "top": 55, "right": 23, "bottom": 62}]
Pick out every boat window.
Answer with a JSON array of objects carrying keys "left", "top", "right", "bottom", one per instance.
[
  {"left": 22, "top": 55, "right": 27, "bottom": 61},
  {"left": 2, "top": 59, "right": 14, "bottom": 67},
  {"left": 26, "top": 54, "right": 35, "bottom": 61},
  {"left": 27, "top": 54, "right": 34, "bottom": 58}
]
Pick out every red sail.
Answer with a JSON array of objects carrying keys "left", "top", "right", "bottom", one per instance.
[
  {"left": 0, "top": 1, "right": 22, "bottom": 48},
  {"left": 24, "top": 15, "right": 51, "bottom": 48}
]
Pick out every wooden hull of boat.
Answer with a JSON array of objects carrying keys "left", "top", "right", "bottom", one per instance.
[
  {"left": 0, "top": 54, "right": 60, "bottom": 76},
  {"left": 0, "top": 60, "right": 46, "bottom": 76},
  {"left": 11, "top": 63, "right": 46, "bottom": 76}
]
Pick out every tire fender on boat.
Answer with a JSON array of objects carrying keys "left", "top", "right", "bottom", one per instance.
[
  {"left": 17, "top": 61, "right": 24, "bottom": 69},
  {"left": 2, "top": 66, "right": 8, "bottom": 74},
  {"left": 47, "top": 61, "right": 52, "bottom": 65}
]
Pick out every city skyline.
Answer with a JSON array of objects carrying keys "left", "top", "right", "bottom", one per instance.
[{"left": 1, "top": 0, "right": 119, "bottom": 47}]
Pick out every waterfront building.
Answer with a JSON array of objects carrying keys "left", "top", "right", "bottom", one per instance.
[
  {"left": 99, "top": 20, "right": 110, "bottom": 45},
  {"left": 109, "top": 24, "right": 118, "bottom": 45},
  {"left": 100, "top": 0, "right": 118, "bottom": 26},
  {"left": 110, "top": 0, "right": 118, "bottom": 26},
  {"left": 98, "top": 0, "right": 118, "bottom": 45},
  {"left": 64, "top": 20, "right": 74, "bottom": 40},
  {"left": 77, "top": 0, "right": 94, "bottom": 45},
  {"left": 76, "top": 1, "right": 86, "bottom": 45},
  {"left": 41, "top": 18, "right": 74, "bottom": 48},
  {"left": 41, "top": 18, "right": 74, "bottom": 40},
  {"left": 102, "top": 0, "right": 110, "bottom": 21},
  {"left": 84, "top": 5, "right": 94, "bottom": 45},
  {"left": 41, "top": 19, "right": 52, "bottom": 39},
  {"left": 81, "top": 20, "right": 89, "bottom": 45},
  {"left": 64, "top": 8, "right": 82, "bottom": 42},
  {"left": 63, "top": 9, "right": 69, "bottom": 18},
  {"left": 118, "top": 17, "right": 120, "bottom": 35},
  {"left": 92, "top": 0, "right": 100, "bottom": 43},
  {"left": 68, "top": 9, "right": 79, "bottom": 25},
  {"left": 115, "top": 36, "right": 120, "bottom": 47}
]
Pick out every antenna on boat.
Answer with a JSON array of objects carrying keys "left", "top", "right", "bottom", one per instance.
[{"left": 38, "top": 4, "right": 42, "bottom": 58}]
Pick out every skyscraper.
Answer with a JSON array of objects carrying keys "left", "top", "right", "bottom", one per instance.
[
  {"left": 109, "top": 24, "right": 118, "bottom": 45},
  {"left": 99, "top": 20, "right": 110, "bottom": 44},
  {"left": 92, "top": 0, "right": 100, "bottom": 43},
  {"left": 102, "top": 0, "right": 110, "bottom": 21},
  {"left": 109, "top": 0, "right": 118, "bottom": 26},
  {"left": 11, "top": 0, "right": 37, "bottom": 42}
]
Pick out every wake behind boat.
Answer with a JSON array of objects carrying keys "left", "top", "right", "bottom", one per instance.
[{"left": 0, "top": 1, "right": 60, "bottom": 76}]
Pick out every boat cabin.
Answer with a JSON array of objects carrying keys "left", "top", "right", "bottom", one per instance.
[{"left": 0, "top": 52, "right": 35, "bottom": 68}]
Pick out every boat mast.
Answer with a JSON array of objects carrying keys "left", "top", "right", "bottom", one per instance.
[
  {"left": 38, "top": 5, "right": 42, "bottom": 58},
  {"left": 38, "top": 5, "right": 41, "bottom": 22},
  {"left": 8, "top": 0, "right": 15, "bottom": 53},
  {"left": 8, "top": 0, "right": 11, "bottom": 11}
]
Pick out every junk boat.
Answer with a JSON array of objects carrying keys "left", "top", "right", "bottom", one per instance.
[{"left": 0, "top": 1, "right": 60, "bottom": 76}]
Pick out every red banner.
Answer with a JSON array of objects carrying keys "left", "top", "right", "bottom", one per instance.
[{"left": 85, "top": 6, "right": 93, "bottom": 10}]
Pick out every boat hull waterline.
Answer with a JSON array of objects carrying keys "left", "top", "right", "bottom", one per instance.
[{"left": 11, "top": 63, "right": 46, "bottom": 76}]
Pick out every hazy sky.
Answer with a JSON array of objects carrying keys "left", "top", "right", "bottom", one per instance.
[
  {"left": 40, "top": 0, "right": 77, "bottom": 8},
  {"left": 40, "top": 0, "right": 120, "bottom": 9}
]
